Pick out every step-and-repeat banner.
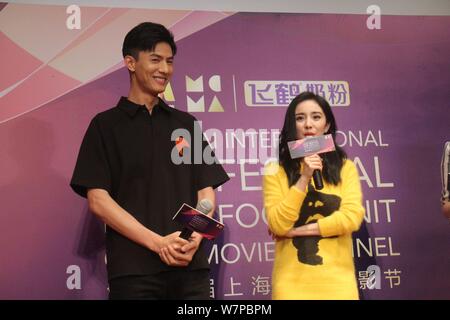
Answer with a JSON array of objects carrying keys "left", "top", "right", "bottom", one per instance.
[{"left": 0, "top": 3, "right": 449, "bottom": 299}]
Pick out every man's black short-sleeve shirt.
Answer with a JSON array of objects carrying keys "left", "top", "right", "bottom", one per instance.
[{"left": 70, "top": 97, "right": 229, "bottom": 279}]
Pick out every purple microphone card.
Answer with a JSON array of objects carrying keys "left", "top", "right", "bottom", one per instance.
[
  {"left": 287, "top": 134, "right": 336, "bottom": 159},
  {"left": 172, "top": 203, "right": 225, "bottom": 240}
]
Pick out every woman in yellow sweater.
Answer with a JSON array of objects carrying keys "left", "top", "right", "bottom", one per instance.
[{"left": 263, "top": 92, "right": 365, "bottom": 300}]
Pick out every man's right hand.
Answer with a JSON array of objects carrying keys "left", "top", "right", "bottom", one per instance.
[{"left": 158, "top": 231, "right": 193, "bottom": 267}]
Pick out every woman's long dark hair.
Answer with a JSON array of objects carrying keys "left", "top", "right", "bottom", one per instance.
[{"left": 279, "top": 92, "right": 347, "bottom": 187}]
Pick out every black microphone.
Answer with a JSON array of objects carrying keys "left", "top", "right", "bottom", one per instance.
[
  {"left": 179, "top": 199, "right": 213, "bottom": 240},
  {"left": 313, "top": 169, "right": 324, "bottom": 190}
]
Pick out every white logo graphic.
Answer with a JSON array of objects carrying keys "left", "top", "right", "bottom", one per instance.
[
  {"left": 366, "top": 5, "right": 381, "bottom": 30},
  {"left": 66, "top": 265, "right": 81, "bottom": 290},
  {"left": 186, "top": 75, "right": 224, "bottom": 112},
  {"left": 359, "top": 265, "right": 381, "bottom": 290},
  {"left": 66, "top": 5, "right": 81, "bottom": 30}
]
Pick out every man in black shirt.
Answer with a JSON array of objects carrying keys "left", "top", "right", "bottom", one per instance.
[{"left": 70, "top": 22, "right": 229, "bottom": 299}]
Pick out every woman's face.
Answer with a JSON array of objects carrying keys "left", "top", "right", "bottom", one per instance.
[{"left": 295, "top": 99, "right": 330, "bottom": 139}]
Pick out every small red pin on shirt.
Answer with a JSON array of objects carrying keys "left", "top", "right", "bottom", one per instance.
[{"left": 175, "top": 136, "right": 190, "bottom": 156}]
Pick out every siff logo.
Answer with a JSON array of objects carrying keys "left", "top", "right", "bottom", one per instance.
[{"left": 186, "top": 75, "right": 224, "bottom": 112}]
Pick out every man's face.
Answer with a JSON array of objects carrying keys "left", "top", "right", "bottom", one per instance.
[{"left": 131, "top": 42, "right": 174, "bottom": 97}]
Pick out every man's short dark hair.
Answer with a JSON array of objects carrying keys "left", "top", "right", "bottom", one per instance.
[{"left": 122, "top": 22, "right": 177, "bottom": 59}]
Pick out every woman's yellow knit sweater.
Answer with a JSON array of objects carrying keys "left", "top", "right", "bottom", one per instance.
[{"left": 263, "top": 160, "right": 365, "bottom": 300}]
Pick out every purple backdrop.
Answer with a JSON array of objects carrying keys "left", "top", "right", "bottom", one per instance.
[{"left": 0, "top": 10, "right": 449, "bottom": 299}]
